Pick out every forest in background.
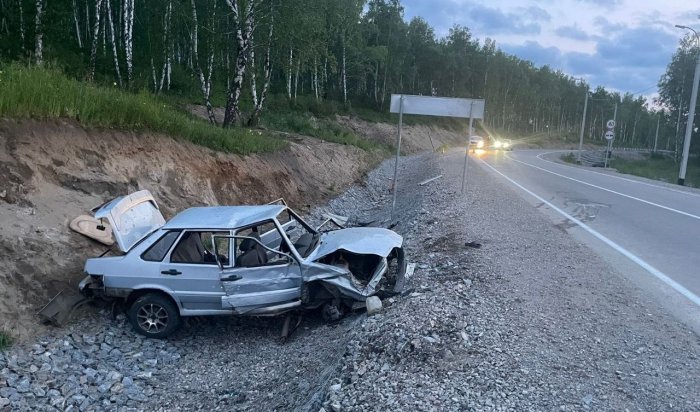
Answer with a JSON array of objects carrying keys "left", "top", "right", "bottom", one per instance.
[{"left": 0, "top": 0, "right": 697, "bottom": 157}]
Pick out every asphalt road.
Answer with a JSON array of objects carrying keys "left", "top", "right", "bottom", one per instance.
[{"left": 476, "top": 149, "right": 700, "bottom": 332}]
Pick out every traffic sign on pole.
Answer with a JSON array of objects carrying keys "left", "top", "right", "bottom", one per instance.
[
  {"left": 604, "top": 131, "right": 614, "bottom": 140},
  {"left": 606, "top": 119, "right": 616, "bottom": 129}
]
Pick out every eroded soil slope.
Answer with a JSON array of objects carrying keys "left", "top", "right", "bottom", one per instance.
[{"left": 0, "top": 117, "right": 462, "bottom": 339}]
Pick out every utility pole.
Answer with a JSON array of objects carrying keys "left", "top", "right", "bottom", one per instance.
[
  {"left": 676, "top": 24, "right": 700, "bottom": 185},
  {"left": 654, "top": 115, "right": 660, "bottom": 153},
  {"left": 577, "top": 88, "right": 589, "bottom": 163}
]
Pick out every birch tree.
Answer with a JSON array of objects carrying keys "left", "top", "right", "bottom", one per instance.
[
  {"left": 248, "top": 1, "right": 274, "bottom": 126},
  {"left": 87, "top": 0, "right": 103, "bottom": 80},
  {"left": 72, "top": 0, "right": 83, "bottom": 48},
  {"left": 106, "top": 0, "right": 122, "bottom": 86},
  {"left": 122, "top": 0, "right": 134, "bottom": 82},
  {"left": 34, "top": 0, "right": 45, "bottom": 65},
  {"left": 190, "top": 0, "right": 217, "bottom": 124},
  {"left": 222, "top": 0, "right": 256, "bottom": 128}
]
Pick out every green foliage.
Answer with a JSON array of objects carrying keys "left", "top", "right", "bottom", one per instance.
[
  {"left": 261, "top": 111, "right": 384, "bottom": 152},
  {"left": 611, "top": 155, "right": 699, "bottom": 187},
  {"left": 0, "top": 65, "right": 285, "bottom": 154},
  {"left": 561, "top": 152, "right": 577, "bottom": 164},
  {"left": 0, "top": 0, "right": 689, "bottom": 154},
  {"left": 0, "top": 330, "right": 12, "bottom": 350}
]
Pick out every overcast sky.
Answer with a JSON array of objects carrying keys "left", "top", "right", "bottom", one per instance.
[{"left": 401, "top": 0, "right": 700, "bottom": 98}]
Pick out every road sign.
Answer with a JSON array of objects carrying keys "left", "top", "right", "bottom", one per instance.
[
  {"left": 390, "top": 94, "right": 485, "bottom": 119},
  {"left": 604, "top": 130, "right": 614, "bottom": 140},
  {"left": 606, "top": 119, "right": 616, "bottom": 129}
]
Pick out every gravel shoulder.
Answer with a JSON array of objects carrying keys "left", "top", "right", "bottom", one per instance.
[
  {"left": 1, "top": 148, "right": 698, "bottom": 411},
  {"left": 324, "top": 149, "right": 700, "bottom": 411}
]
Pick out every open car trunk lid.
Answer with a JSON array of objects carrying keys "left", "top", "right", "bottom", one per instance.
[{"left": 92, "top": 190, "right": 165, "bottom": 253}]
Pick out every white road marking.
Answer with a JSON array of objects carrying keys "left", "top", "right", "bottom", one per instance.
[
  {"left": 535, "top": 151, "right": 700, "bottom": 199},
  {"left": 504, "top": 153, "right": 700, "bottom": 221},
  {"left": 480, "top": 159, "right": 700, "bottom": 307}
]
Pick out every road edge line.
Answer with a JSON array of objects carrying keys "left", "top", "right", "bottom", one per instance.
[{"left": 480, "top": 158, "right": 700, "bottom": 308}]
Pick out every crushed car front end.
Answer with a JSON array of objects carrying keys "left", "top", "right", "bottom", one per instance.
[{"left": 297, "top": 227, "right": 407, "bottom": 317}]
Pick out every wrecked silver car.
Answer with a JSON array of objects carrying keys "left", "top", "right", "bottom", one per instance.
[{"left": 79, "top": 191, "right": 407, "bottom": 338}]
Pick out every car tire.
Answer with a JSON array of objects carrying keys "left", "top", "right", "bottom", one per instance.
[{"left": 127, "top": 293, "right": 182, "bottom": 339}]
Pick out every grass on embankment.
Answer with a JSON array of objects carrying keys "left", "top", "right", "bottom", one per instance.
[
  {"left": 610, "top": 154, "right": 699, "bottom": 187},
  {"left": 261, "top": 111, "right": 386, "bottom": 152},
  {"left": 0, "top": 64, "right": 285, "bottom": 154}
]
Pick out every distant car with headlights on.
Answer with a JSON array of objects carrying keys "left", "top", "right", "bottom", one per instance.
[
  {"left": 469, "top": 135, "right": 485, "bottom": 152},
  {"left": 492, "top": 139, "right": 513, "bottom": 151}
]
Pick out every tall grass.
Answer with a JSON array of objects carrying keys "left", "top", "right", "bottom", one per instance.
[
  {"left": 0, "top": 64, "right": 286, "bottom": 154},
  {"left": 611, "top": 155, "right": 699, "bottom": 187},
  {"left": 261, "top": 111, "right": 387, "bottom": 152}
]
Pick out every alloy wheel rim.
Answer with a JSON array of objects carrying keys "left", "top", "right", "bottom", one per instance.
[{"left": 136, "top": 303, "right": 168, "bottom": 334}]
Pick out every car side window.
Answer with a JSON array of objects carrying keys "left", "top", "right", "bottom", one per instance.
[
  {"left": 235, "top": 223, "right": 291, "bottom": 268},
  {"left": 170, "top": 231, "right": 230, "bottom": 265},
  {"left": 141, "top": 231, "right": 180, "bottom": 262}
]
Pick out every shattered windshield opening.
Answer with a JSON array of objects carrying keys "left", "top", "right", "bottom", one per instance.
[{"left": 277, "top": 208, "right": 318, "bottom": 258}]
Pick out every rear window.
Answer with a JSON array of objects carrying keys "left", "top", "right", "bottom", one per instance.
[{"left": 141, "top": 231, "right": 180, "bottom": 262}]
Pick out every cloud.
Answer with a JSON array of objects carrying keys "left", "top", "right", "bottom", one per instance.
[
  {"left": 554, "top": 25, "right": 591, "bottom": 41},
  {"left": 501, "top": 25, "right": 677, "bottom": 93},
  {"left": 401, "top": 1, "right": 548, "bottom": 36},
  {"left": 501, "top": 41, "right": 564, "bottom": 68},
  {"left": 465, "top": 4, "right": 543, "bottom": 35},
  {"left": 575, "top": 0, "right": 622, "bottom": 10}
]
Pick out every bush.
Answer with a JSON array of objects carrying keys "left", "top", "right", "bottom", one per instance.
[
  {"left": 0, "top": 330, "right": 12, "bottom": 350},
  {"left": 561, "top": 152, "right": 577, "bottom": 164}
]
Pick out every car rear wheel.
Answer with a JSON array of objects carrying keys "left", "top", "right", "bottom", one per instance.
[{"left": 127, "top": 293, "right": 181, "bottom": 339}]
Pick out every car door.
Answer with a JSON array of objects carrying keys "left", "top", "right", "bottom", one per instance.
[
  {"left": 219, "top": 221, "right": 302, "bottom": 314},
  {"left": 158, "top": 230, "right": 231, "bottom": 312}
]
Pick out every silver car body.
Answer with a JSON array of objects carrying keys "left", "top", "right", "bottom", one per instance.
[{"left": 80, "top": 191, "right": 405, "bottom": 317}]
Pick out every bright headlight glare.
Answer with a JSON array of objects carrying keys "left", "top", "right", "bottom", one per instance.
[
  {"left": 503, "top": 142, "right": 510, "bottom": 148},
  {"left": 477, "top": 141, "right": 484, "bottom": 148},
  {"left": 494, "top": 141, "right": 502, "bottom": 148}
]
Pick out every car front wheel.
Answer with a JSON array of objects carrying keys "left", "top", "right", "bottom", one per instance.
[{"left": 127, "top": 293, "right": 182, "bottom": 339}]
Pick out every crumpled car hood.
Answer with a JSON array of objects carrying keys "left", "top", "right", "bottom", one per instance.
[{"left": 306, "top": 227, "right": 403, "bottom": 261}]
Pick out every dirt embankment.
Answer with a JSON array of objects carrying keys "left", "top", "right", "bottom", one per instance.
[{"left": 0, "top": 117, "right": 463, "bottom": 340}]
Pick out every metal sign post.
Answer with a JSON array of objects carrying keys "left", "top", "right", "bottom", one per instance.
[
  {"left": 604, "top": 126, "right": 614, "bottom": 168},
  {"left": 391, "top": 96, "right": 404, "bottom": 218},
  {"left": 389, "top": 94, "right": 486, "bottom": 217},
  {"left": 461, "top": 100, "right": 475, "bottom": 193}
]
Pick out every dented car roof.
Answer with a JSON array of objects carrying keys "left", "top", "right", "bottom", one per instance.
[{"left": 162, "top": 205, "right": 286, "bottom": 230}]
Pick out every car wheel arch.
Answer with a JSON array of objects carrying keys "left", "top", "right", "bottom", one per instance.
[{"left": 126, "top": 288, "right": 181, "bottom": 314}]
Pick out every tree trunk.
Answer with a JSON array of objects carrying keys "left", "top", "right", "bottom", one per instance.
[
  {"left": 18, "top": 0, "right": 26, "bottom": 51},
  {"left": 72, "top": 0, "right": 83, "bottom": 48},
  {"left": 313, "top": 56, "right": 318, "bottom": 101},
  {"left": 294, "top": 56, "right": 299, "bottom": 101},
  {"left": 222, "top": 0, "right": 256, "bottom": 128},
  {"left": 342, "top": 41, "right": 347, "bottom": 105},
  {"left": 250, "top": 29, "right": 258, "bottom": 108},
  {"left": 123, "top": 0, "right": 134, "bottom": 82},
  {"left": 34, "top": 0, "right": 45, "bottom": 66},
  {"left": 88, "top": 0, "right": 103, "bottom": 80},
  {"left": 248, "top": 4, "right": 273, "bottom": 127},
  {"left": 156, "top": 0, "right": 172, "bottom": 92},
  {"left": 106, "top": 0, "right": 122, "bottom": 86},
  {"left": 287, "top": 46, "right": 292, "bottom": 100},
  {"left": 190, "top": 0, "right": 216, "bottom": 124}
]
